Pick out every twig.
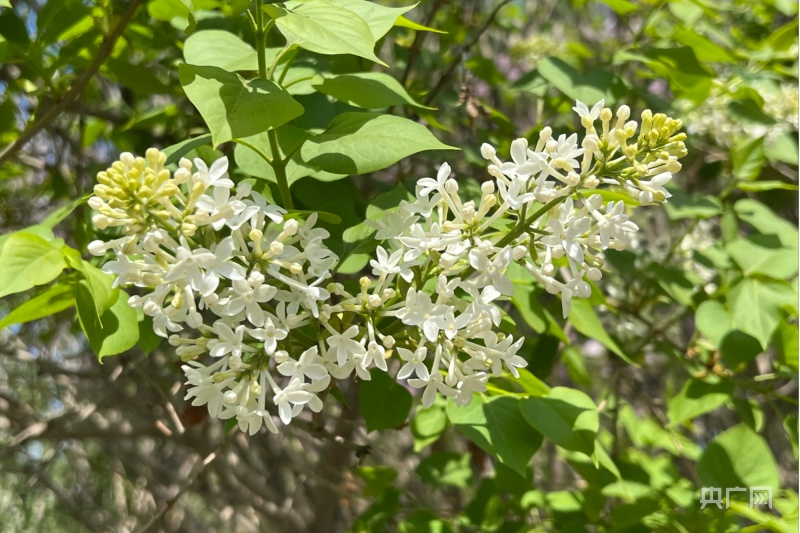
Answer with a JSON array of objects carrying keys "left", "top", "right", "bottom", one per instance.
[
  {"left": 133, "top": 430, "right": 238, "bottom": 533},
  {"left": 424, "top": 0, "right": 513, "bottom": 106},
  {"left": 0, "top": 0, "right": 145, "bottom": 166}
]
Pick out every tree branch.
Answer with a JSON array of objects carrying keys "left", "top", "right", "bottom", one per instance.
[{"left": 0, "top": 0, "right": 145, "bottom": 166}]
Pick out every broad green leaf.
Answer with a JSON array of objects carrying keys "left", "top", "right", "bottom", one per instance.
[
  {"left": 671, "top": 26, "right": 736, "bottom": 63},
  {"left": 667, "top": 378, "right": 733, "bottom": 425},
  {"left": 662, "top": 189, "right": 721, "bottom": 220},
  {"left": 734, "top": 199, "right": 799, "bottom": 247},
  {"left": 179, "top": 64, "right": 303, "bottom": 147},
  {"left": 536, "top": 57, "right": 625, "bottom": 104},
  {"left": 138, "top": 315, "right": 163, "bottom": 357},
  {"left": 697, "top": 424, "right": 780, "bottom": 493},
  {"left": 184, "top": 30, "right": 260, "bottom": 71},
  {"left": 411, "top": 400, "right": 448, "bottom": 452},
  {"left": 359, "top": 368, "right": 413, "bottom": 432},
  {"left": 234, "top": 126, "right": 346, "bottom": 186},
  {"left": 313, "top": 72, "right": 432, "bottom": 110},
  {"left": 727, "top": 234, "right": 798, "bottom": 279},
  {"left": 0, "top": 282, "right": 75, "bottom": 329},
  {"left": 67, "top": 256, "right": 119, "bottom": 325},
  {"left": 775, "top": 316, "right": 799, "bottom": 372},
  {"left": 732, "top": 137, "right": 765, "bottom": 182},
  {"left": 447, "top": 395, "right": 543, "bottom": 475},
  {"left": 651, "top": 264, "right": 696, "bottom": 306},
  {"left": 615, "top": 46, "right": 714, "bottom": 102},
  {"left": 0, "top": 232, "right": 67, "bottom": 299},
  {"left": 728, "top": 278, "right": 797, "bottom": 349},
  {"left": 598, "top": 0, "right": 638, "bottom": 15},
  {"left": 0, "top": 1, "right": 10, "bottom": 9},
  {"left": 77, "top": 288, "right": 139, "bottom": 360},
  {"left": 106, "top": 58, "right": 170, "bottom": 95},
  {"left": 163, "top": 134, "right": 212, "bottom": 165},
  {"left": 301, "top": 113, "right": 457, "bottom": 175},
  {"left": 355, "top": 466, "right": 398, "bottom": 497},
  {"left": 365, "top": 183, "right": 414, "bottom": 220},
  {"left": 267, "top": 0, "right": 386, "bottom": 66},
  {"left": 764, "top": 131, "right": 799, "bottom": 165},
  {"left": 40, "top": 195, "right": 89, "bottom": 229},
  {"left": 695, "top": 300, "right": 762, "bottom": 368},
  {"left": 519, "top": 387, "right": 598, "bottom": 455},
  {"left": 329, "top": 0, "right": 415, "bottom": 40},
  {"left": 568, "top": 298, "right": 634, "bottom": 364},
  {"left": 511, "top": 282, "right": 547, "bottom": 333},
  {"left": 416, "top": 452, "right": 473, "bottom": 487}
]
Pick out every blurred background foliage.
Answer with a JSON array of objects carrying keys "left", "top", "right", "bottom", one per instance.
[{"left": 0, "top": 0, "right": 797, "bottom": 531}]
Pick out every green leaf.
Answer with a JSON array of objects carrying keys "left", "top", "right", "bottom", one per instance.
[
  {"left": 416, "top": 452, "right": 473, "bottom": 488},
  {"left": 268, "top": 0, "right": 386, "bottom": 66},
  {"left": 359, "top": 368, "right": 413, "bottom": 432},
  {"left": 598, "top": 0, "right": 638, "bottom": 14},
  {"left": 106, "top": 58, "right": 170, "bottom": 95},
  {"left": 695, "top": 300, "right": 762, "bottom": 368},
  {"left": 734, "top": 199, "right": 799, "bottom": 247},
  {"left": 183, "top": 30, "right": 259, "bottom": 71},
  {"left": 0, "top": 232, "right": 67, "bottom": 299},
  {"left": 615, "top": 46, "right": 714, "bottom": 102},
  {"left": 662, "top": 189, "right": 721, "bottom": 220},
  {"left": 671, "top": 26, "right": 736, "bottom": 63},
  {"left": 328, "top": 0, "right": 415, "bottom": 40},
  {"left": 0, "top": 282, "right": 75, "bottom": 329},
  {"left": 301, "top": 113, "right": 457, "bottom": 175},
  {"left": 667, "top": 378, "right": 733, "bottom": 425},
  {"left": 313, "top": 72, "right": 432, "bottom": 110},
  {"left": 411, "top": 400, "right": 448, "bottom": 452},
  {"left": 764, "top": 131, "right": 799, "bottom": 165},
  {"left": 732, "top": 137, "right": 765, "bottom": 182},
  {"left": 536, "top": 57, "right": 625, "bottom": 104},
  {"left": 394, "top": 15, "right": 446, "bottom": 34},
  {"left": 727, "top": 234, "right": 798, "bottom": 279},
  {"left": 697, "top": 424, "right": 780, "bottom": 493},
  {"left": 519, "top": 387, "right": 598, "bottom": 455},
  {"left": 179, "top": 64, "right": 304, "bottom": 147},
  {"left": 737, "top": 180, "right": 799, "bottom": 192},
  {"left": 447, "top": 395, "right": 543, "bottom": 476},
  {"left": 77, "top": 288, "right": 139, "bottom": 360},
  {"left": 355, "top": 466, "right": 398, "bottom": 497},
  {"left": 163, "top": 134, "right": 213, "bottom": 165},
  {"left": 68, "top": 257, "right": 120, "bottom": 325},
  {"left": 568, "top": 298, "right": 634, "bottom": 365},
  {"left": 728, "top": 278, "right": 797, "bottom": 349}
]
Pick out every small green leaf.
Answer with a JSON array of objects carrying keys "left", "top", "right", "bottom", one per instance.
[
  {"left": 568, "top": 298, "right": 634, "bottom": 365},
  {"left": 411, "top": 401, "right": 448, "bottom": 452},
  {"left": 179, "top": 64, "right": 304, "bottom": 147},
  {"left": 0, "top": 232, "right": 67, "bottom": 299},
  {"left": 394, "top": 15, "right": 446, "bottom": 34},
  {"left": 416, "top": 452, "right": 473, "bottom": 487},
  {"left": 732, "top": 137, "right": 765, "bottom": 182},
  {"left": 359, "top": 368, "right": 413, "bottom": 432},
  {"left": 163, "top": 134, "right": 213, "bottom": 165},
  {"left": 0, "top": 282, "right": 75, "bottom": 329},
  {"left": 519, "top": 387, "right": 599, "bottom": 455},
  {"left": 270, "top": 0, "right": 386, "bottom": 65},
  {"left": 301, "top": 113, "right": 457, "bottom": 175},
  {"left": 662, "top": 189, "right": 721, "bottom": 220},
  {"left": 447, "top": 395, "right": 543, "bottom": 476},
  {"left": 736, "top": 180, "right": 799, "bottom": 192},
  {"left": 537, "top": 57, "right": 626, "bottom": 104},
  {"left": 695, "top": 300, "right": 762, "bottom": 368},
  {"left": 667, "top": 378, "right": 733, "bottom": 425},
  {"left": 697, "top": 424, "right": 780, "bottom": 493},
  {"left": 184, "top": 30, "right": 260, "bottom": 71},
  {"left": 314, "top": 72, "right": 432, "bottom": 110},
  {"left": 77, "top": 288, "right": 139, "bottom": 360}
]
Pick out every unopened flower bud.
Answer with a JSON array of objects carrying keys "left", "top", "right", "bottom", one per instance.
[
  {"left": 587, "top": 267, "right": 602, "bottom": 281},
  {"left": 480, "top": 143, "right": 496, "bottom": 160},
  {"left": 283, "top": 219, "right": 299, "bottom": 236}
]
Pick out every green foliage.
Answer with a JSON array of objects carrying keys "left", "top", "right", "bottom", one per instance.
[{"left": 0, "top": 0, "right": 797, "bottom": 531}]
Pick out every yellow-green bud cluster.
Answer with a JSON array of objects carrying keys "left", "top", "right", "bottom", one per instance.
[{"left": 90, "top": 148, "right": 179, "bottom": 235}]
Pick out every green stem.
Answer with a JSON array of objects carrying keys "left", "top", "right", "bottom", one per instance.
[
  {"left": 254, "top": 0, "right": 294, "bottom": 209},
  {"left": 269, "top": 128, "right": 294, "bottom": 209}
]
